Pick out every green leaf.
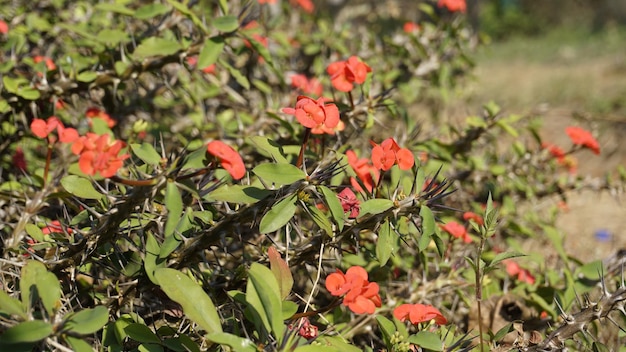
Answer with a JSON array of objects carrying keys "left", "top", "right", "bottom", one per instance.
[
  {"left": 96, "top": 29, "right": 130, "bottom": 47},
  {"left": 20, "top": 261, "right": 60, "bottom": 316},
  {"left": 267, "top": 247, "right": 293, "bottom": 300},
  {"left": 77, "top": 71, "right": 98, "bottom": 82},
  {"left": 220, "top": 59, "right": 250, "bottom": 90},
  {"left": 64, "top": 335, "right": 94, "bottom": 352},
  {"left": 64, "top": 306, "right": 109, "bottom": 335},
  {"left": 208, "top": 185, "right": 271, "bottom": 204},
  {"left": 496, "top": 120, "right": 519, "bottom": 137},
  {"left": 135, "top": 3, "right": 170, "bottom": 19},
  {"left": 154, "top": 268, "right": 222, "bottom": 334},
  {"left": 359, "top": 199, "right": 393, "bottom": 217},
  {"left": 319, "top": 186, "right": 344, "bottom": 231},
  {"left": 242, "top": 32, "right": 273, "bottom": 65},
  {"left": 133, "top": 37, "right": 182, "bottom": 59},
  {"left": 375, "top": 316, "right": 396, "bottom": 347},
  {"left": 0, "top": 320, "right": 53, "bottom": 345},
  {"left": 213, "top": 15, "right": 239, "bottom": 32},
  {"left": 493, "top": 322, "right": 514, "bottom": 342},
  {"left": 246, "top": 136, "right": 288, "bottom": 163},
  {"left": 206, "top": 332, "right": 256, "bottom": 352},
  {"left": 197, "top": 36, "right": 224, "bottom": 71},
  {"left": 247, "top": 263, "right": 284, "bottom": 342},
  {"left": 61, "top": 175, "right": 104, "bottom": 200},
  {"left": 36, "top": 266, "right": 61, "bottom": 317},
  {"left": 253, "top": 163, "right": 306, "bottom": 186},
  {"left": 164, "top": 181, "right": 183, "bottom": 238},
  {"left": 376, "top": 220, "right": 394, "bottom": 266},
  {"left": 408, "top": 331, "right": 443, "bottom": 351},
  {"left": 489, "top": 251, "right": 525, "bottom": 268},
  {"left": 259, "top": 194, "right": 297, "bottom": 234},
  {"left": 131, "top": 143, "right": 162, "bottom": 166},
  {"left": 144, "top": 232, "right": 164, "bottom": 284},
  {"left": 95, "top": 3, "right": 135, "bottom": 16},
  {"left": 0, "top": 290, "right": 27, "bottom": 320},
  {"left": 282, "top": 301, "right": 298, "bottom": 320},
  {"left": 17, "top": 88, "right": 41, "bottom": 100},
  {"left": 420, "top": 206, "right": 435, "bottom": 237},
  {"left": 307, "top": 203, "right": 333, "bottom": 236},
  {"left": 24, "top": 223, "right": 44, "bottom": 242},
  {"left": 124, "top": 323, "right": 161, "bottom": 344}
]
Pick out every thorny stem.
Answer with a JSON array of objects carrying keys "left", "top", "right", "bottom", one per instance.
[
  {"left": 475, "top": 235, "right": 487, "bottom": 352},
  {"left": 296, "top": 128, "right": 311, "bottom": 169}
]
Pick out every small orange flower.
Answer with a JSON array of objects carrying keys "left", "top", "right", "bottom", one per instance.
[
  {"left": 346, "top": 150, "right": 379, "bottom": 193},
  {"left": 503, "top": 259, "right": 535, "bottom": 285},
  {"left": 72, "top": 133, "right": 129, "bottom": 178},
  {"left": 370, "top": 138, "right": 414, "bottom": 171},
  {"left": 290, "top": 74, "right": 323, "bottom": 97},
  {"left": 565, "top": 126, "right": 600, "bottom": 155},
  {"left": 290, "top": 0, "right": 314, "bottom": 13},
  {"left": 440, "top": 221, "right": 472, "bottom": 243},
  {"left": 42, "top": 220, "right": 73, "bottom": 236},
  {"left": 325, "top": 266, "right": 382, "bottom": 315},
  {"left": 403, "top": 22, "right": 420, "bottom": 34},
  {"left": 327, "top": 56, "right": 372, "bottom": 92},
  {"left": 462, "top": 212, "right": 484, "bottom": 226},
  {"left": 207, "top": 140, "right": 246, "bottom": 180},
  {"left": 282, "top": 95, "right": 340, "bottom": 134},
  {"left": 393, "top": 303, "right": 447, "bottom": 325},
  {"left": 0, "top": 20, "right": 9, "bottom": 35},
  {"left": 31, "top": 117, "right": 78, "bottom": 144},
  {"left": 437, "top": 0, "right": 466, "bottom": 13},
  {"left": 86, "top": 107, "right": 116, "bottom": 128},
  {"left": 186, "top": 56, "right": 216, "bottom": 74},
  {"left": 541, "top": 142, "right": 566, "bottom": 161}
]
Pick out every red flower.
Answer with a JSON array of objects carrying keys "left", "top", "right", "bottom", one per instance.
[
  {"left": 0, "top": 20, "right": 9, "bottom": 35},
  {"left": 370, "top": 138, "right": 415, "bottom": 171},
  {"left": 207, "top": 140, "right": 246, "bottom": 180},
  {"left": 565, "top": 126, "right": 600, "bottom": 155},
  {"left": 290, "top": 74, "right": 323, "bottom": 97},
  {"left": 462, "top": 212, "right": 483, "bottom": 226},
  {"left": 403, "top": 22, "right": 421, "bottom": 34},
  {"left": 440, "top": 221, "right": 472, "bottom": 243},
  {"left": 42, "top": 220, "right": 73, "bottom": 236},
  {"left": 86, "top": 107, "right": 116, "bottom": 128},
  {"left": 12, "top": 147, "right": 26, "bottom": 172},
  {"left": 437, "top": 0, "right": 466, "bottom": 13},
  {"left": 346, "top": 150, "right": 379, "bottom": 193},
  {"left": 33, "top": 55, "right": 57, "bottom": 71},
  {"left": 290, "top": 0, "right": 314, "bottom": 13},
  {"left": 282, "top": 95, "right": 340, "bottom": 134},
  {"left": 541, "top": 142, "right": 566, "bottom": 162},
  {"left": 297, "top": 318, "right": 317, "bottom": 339},
  {"left": 31, "top": 117, "right": 78, "bottom": 144},
  {"left": 258, "top": 0, "right": 277, "bottom": 4},
  {"left": 393, "top": 303, "right": 448, "bottom": 325},
  {"left": 72, "top": 133, "right": 129, "bottom": 178},
  {"left": 326, "top": 56, "right": 372, "bottom": 92},
  {"left": 503, "top": 260, "right": 536, "bottom": 285},
  {"left": 325, "top": 266, "right": 382, "bottom": 314},
  {"left": 337, "top": 188, "right": 360, "bottom": 218}
]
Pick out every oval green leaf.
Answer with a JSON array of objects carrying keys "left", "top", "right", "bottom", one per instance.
[
  {"left": 154, "top": 268, "right": 222, "bottom": 334},
  {"left": 130, "top": 143, "right": 162, "bottom": 166},
  {"left": 64, "top": 306, "right": 109, "bottom": 335},
  {"left": 253, "top": 163, "right": 305, "bottom": 186},
  {"left": 259, "top": 194, "right": 297, "bottom": 234},
  {"left": 358, "top": 199, "right": 393, "bottom": 217},
  {"left": 0, "top": 320, "right": 53, "bottom": 344},
  {"left": 247, "top": 263, "right": 284, "bottom": 341},
  {"left": 319, "top": 186, "right": 345, "bottom": 231},
  {"left": 213, "top": 15, "right": 239, "bottom": 32},
  {"left": 408, "top": 331, "right": 443, "bottom": 351},
  {"left": 197, "top": 36, "right": 224, "bottom": 71},
  {"left": 61, "top": 175, "right": 104, "bottom": 200}
]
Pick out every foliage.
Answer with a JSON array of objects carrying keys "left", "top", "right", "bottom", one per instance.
[{"left": 0, "top": 1, "right": 625, "bottom": 351}]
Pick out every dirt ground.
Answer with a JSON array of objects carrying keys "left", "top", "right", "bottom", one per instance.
[{"left": 464, "top": 38, "right": 626, "bottom": 263}]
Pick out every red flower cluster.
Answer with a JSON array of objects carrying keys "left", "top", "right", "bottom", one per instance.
[
  {"left": 31, "top": 116, "right": 78, "bottom": 144},
  {"left": 337, "top": 187, "right": 360, "bottom": 218},
  {"left": 565, "top": 126, "right": 600, "bottom": 155},
  {"left": 403, "top": 22, "right": 421, "bottom": 34},
  {"left": 503, "top": 259, "right": 535, "bottom": 285},
  {"left": 72, "top": 133, "right": 129, "bottom": 178},
  {"left": 370, "top": 138, "right": 414, "bottom": 171},
  {"left": 327, "top": 56, "right": 372, "bottom": 92},
  {"left": 86, "top": 107, "right": 116, "bottom": 128},
  {"left": 207, "top": 140, "right": 246, "bottom": 180},
  {"left": 42, "top": 220, "right": 74, "bottom": 236},
  {"left": 290, "top": 74, "right": 323, "bottom": 97},
  {"left": 346, "top": 150, "right": 379, "bottom": 193},
  {"left": 0, "top": 20, "right": 8, "bottom": 35},
  {"left": 437, "top": 0, "right": 467, "bottom": 13},
  {"left": 325, "top": 266, "right": 382, "bottom": 314},
  {"left": 440, "top": 221, "right": 472, "bottom": 243},
  {"left": 33, "top": 55, "right": 56, "bottom": 71},
  {"left": 393, "top": 303, "right": 447, "bottom": 325},
  {"left": 281, "top": 95, "right": 340, "bottom": 135},
  {"left": 185, "top": 56, "right": 216, "bottom": 74}
]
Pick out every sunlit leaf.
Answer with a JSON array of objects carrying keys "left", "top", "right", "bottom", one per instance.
[
  {"left": 61, "top": 175, "right": 104, "bottom": 200},
  {"left": 206, "top": 332, "right": 255, "bottom": 352},
  {"left": 319, "top": 186, "right": 344, "bottom": 231},
  {"left": 376, "top": 220, "right": 394, "bottom": 266},
  {"left": 133, "top": 37, "right": 182, "bottom": 59},
  {"left": 359, "top": 199, "right": 393, "bottom": 217},
  {"left": 253, "top": 163, "right": 305, "bottom": 186},
  {"left": 130, "top": 143, "right": 162, "bottom": 166},
  {"left": 259, "top": 194, "right": 297, "bottom": 234},
  {"left": 247, "top": 263, "right": 284, "bottom": 342},
  {"left": 0, "top": 290, "right": 27, "bottom": 320},
  {"left": 267, "top": 247, "right": 293, "bottom": 300},
  {"left": 164, "top": 181, "right": 183, "bottom": 238},
  {"left": 408, "top": 331, "right": 443, "bottom": 351},
  {"left": 198, "top": 36, "right": 224, "bottom": 70},
  {"left": 64, "top": 306, "right": 109, "bottom": 335},
  {"left": 124, "top": 323, "right": 161, "bottom": 344},
  {"left": 154, "top": 268, "right": 222, "bottom": 334},
  {"left": 213, "top": 15, "right": 239, "bottom": 32},
  {"left": 0, "top": 320, "right": 52, "bottom": 345}
]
